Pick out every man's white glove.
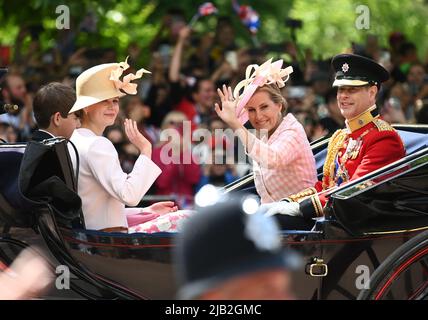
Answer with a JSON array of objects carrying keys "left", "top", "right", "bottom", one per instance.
[{"left": 259, "top": 201, "right": 302, "bottom": 217}]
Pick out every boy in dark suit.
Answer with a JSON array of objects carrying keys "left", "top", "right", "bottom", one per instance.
[{"left": 32, "top": 82, "right": 81, "bottom": 141}]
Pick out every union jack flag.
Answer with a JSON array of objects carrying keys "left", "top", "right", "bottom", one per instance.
[
  {"left": 232, "top": 0, "right": 260, "bottom": 34},
  {"left": 198, "top": 2, "right": 218, "bottom": 16}
]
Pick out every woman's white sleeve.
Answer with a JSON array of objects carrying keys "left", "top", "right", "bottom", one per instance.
[
  {"left": 124, "top": 207, "right": 143, "bottom": 216},
  {"left": 86, "top": 137, "right": 162, "bottom": 206}
]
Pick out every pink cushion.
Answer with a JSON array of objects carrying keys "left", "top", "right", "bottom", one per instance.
[{"left": 126, "top": 213, "right": 159, "bottom": 227}]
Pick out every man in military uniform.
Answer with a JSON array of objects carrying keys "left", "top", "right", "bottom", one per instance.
[{"left": 262, "top": 53, "right": 406, "bottom": 228}]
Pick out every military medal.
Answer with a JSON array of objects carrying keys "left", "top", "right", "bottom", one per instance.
[
  {"left": 334, "top": 161, "right": 350, "bottom": 186},
  {"left": 351, "top": 138, "right": 363, "bottom": 159},
  {"left": 343, "top": 137, "right": 362, "bottom": 160},
  {"left": 345, "top": 138, "right": 356, "bottom": 158}
]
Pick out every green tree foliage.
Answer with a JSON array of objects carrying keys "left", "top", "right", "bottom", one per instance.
[
  {"left": 0, "top": 0, "right": 426, "bottom": 64},
  {"left": 290, "top": 0, "right": 428, "bottom": 59}
]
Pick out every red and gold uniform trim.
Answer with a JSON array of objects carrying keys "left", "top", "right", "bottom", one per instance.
[
  {"left": 322, "top": 129, "right": 348, "bottom": 190},
  {"left": 286, "top": 105, "right": 405, "bottom": 220},
  {"left": 282, "top": 187, "right": 317, "bottom": 203}
]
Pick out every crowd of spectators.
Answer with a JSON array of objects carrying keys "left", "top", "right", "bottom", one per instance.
[{"left": 1, "top": 8, "right": 427, "bottom": 208}]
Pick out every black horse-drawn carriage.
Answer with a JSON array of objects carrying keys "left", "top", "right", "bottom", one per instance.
[{"left": 0, "top": 124, "right": 427, "bottom": 300}]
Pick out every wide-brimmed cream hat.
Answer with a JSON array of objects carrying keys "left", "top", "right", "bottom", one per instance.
[{"left": 69, "top": 58, "right": 150, "bottom": 114}]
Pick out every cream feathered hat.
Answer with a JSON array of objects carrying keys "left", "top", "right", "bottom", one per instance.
[
  {"left": 68, "top": 57, "right": 151, "bottom": 114},
  {"left": 233, "top": 58, "right": 294, "bottom": 124}
]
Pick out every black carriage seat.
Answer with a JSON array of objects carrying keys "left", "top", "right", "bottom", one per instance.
[
  {"left": 0, "top": 140, "right": 142, "bottom": 299},
  {"left": 0, "top": 144, "right": 34, "bottom": 227},
  {"left": 313, "top": 129, "right": 428, "bottom": 177},
  {"left": 0, "top": 139, "right": 83, "bottom": 229}
]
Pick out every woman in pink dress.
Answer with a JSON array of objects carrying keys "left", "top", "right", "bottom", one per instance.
[{"left": 214, "top": 59, "right": 317, "bottom": 203}]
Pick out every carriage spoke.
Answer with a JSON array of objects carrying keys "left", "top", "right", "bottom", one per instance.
[
  {"left": 408, "top": 279, "right": 428, "bottom": 300},
  {"left": 334, "top": 285, "right": 356, "bottom": 300}
]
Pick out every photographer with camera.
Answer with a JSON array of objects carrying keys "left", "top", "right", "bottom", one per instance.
[{"left": 0, "top": 70, "right": 35, "bottom": 140}]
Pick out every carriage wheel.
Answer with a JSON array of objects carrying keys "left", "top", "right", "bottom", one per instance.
[{"left": 358, "top": 229, "right": 428, "bottom": 300}]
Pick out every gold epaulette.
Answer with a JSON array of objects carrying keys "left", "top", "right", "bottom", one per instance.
[
  {"left": 373, "top": 118, "right": 404, "bottom": 150},
  {"left": 286, "top": 187, "right": 318, "bottom": 202},
  {"left": 322, "top": 129, "right": 348, "bottom": 190},
  {"left": 373, "top": 118, "right": 395, "bottom": 132}
]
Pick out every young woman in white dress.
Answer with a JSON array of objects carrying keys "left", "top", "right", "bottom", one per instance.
[{"left": 68, "top": 59, "right": 190, "bottom": 233}]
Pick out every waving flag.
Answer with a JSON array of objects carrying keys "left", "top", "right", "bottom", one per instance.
[
  {"left": 198, "top": 2, "right": 218, "bottom": 16},
  {"left": 232, "top": 0, "right": 260, "bottom": 34},
  {"left": 189, "top": 2, "right": 218, "bottom": 27}
]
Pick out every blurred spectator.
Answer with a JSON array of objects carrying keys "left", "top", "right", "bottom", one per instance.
[
  {"left": 197, "top": 148, "right": 239, "bottom": 191},
  {"left": 407, "top": 63, "right": 428, "bottom": 103},
  {"left": 127, "top": 42, "right": 142, "bottom": 67},
  {"left": 122, "top": 95, "right": 160, "bottom": 144},
  {"left": 185, "top": 77, "right": 216, "bottom": 127},
  {"left": 168, "top": 26, "right": 216, "bottom": 128},
  {"left": 398, "top": 63, "right": 428, "bottom": 121},
  {"left": 285, "top": 86, "right": 308, "bottom": 113},
  {"left": 416, "top": 102, "right": 428, "bottom": 124},
  {"left": 325, "top": 87, "right": 343, "bottom": 127},
  {"left": 312, "top": 87, "right": 344, "bottom": 140},
  {"left": 150, "top": 8, "right": 187, "bottom": 67},
  {"left": 294, "top": 110, "right": 317, "bottom": 141},
  {"left": 283, "top": 41, "right": 305, "bottom": 85},
  {"left": 381, "top": 96, "right": 407, "bottom": 124},
  {"left": 152, "top": 111, "right": 201, "bottom": 208},
  {"left": 144, "top": 55, "right": 172, "bottom": 127},
  {"left": 104, "top": 125, "right": 137, "bottom": 173},
  {"left": 105, "top": 125, "right": 126, "bottom": 148},
  {"left": 0, "top": 122, "right": 18, "bottom": 143},
  {"left": 388, "top": 32, "right": 406, "bottom": 65},
  {"left": 188, "top": 32, "right": 214, "bottom": 77},
  {"left": 0, "top": 247, "right": 52, "bottom": 300},
  {"left": 310, "top": 72, "right": 331, "bottom": 102},
  {"left": 391, "top": 42, "right": 419, "bottom": 82},
  {"left": 174, "top": 196, "right": 301, "bottom": 300},
  {"left": 210, "top": 48, "right": 258, "bottom": 90},
  {"left": 159, "top": 110, "right": 188, "bottom": 132},
  {"left": 209, "top": 16, "right": 237, "bottom": 71},
  {"left": 363, "top": 34, "right": 382, "bottom": 61},
  {"left": 309, "top": 71, "right": 331, "bottom": 123},
  {"left": 0, "top": 73, "right": 35, "bottom": 140},
  {"left": 382, "top": 83, "right": 415, "bottom": 123}
]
